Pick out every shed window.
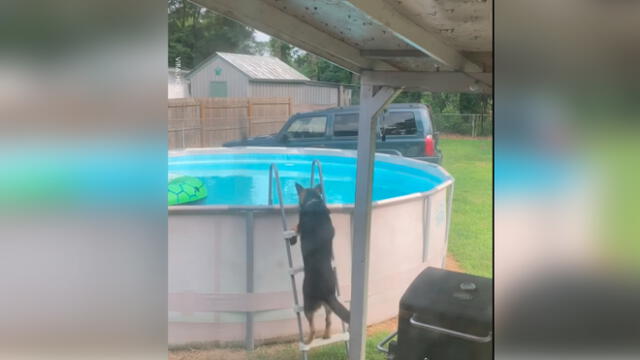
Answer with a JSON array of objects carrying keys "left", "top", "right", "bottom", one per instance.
[
  {"left": 381, "top": 111, "right": 417, "bottom": 136},
  {"left": 333, "top": 113, "right": 358, "bottom": 137},
  {"left": 286, "top": 116, "right": 327, "bottom": 138}
]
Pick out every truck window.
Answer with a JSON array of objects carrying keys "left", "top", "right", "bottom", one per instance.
[
  {"left": 286, "top": 116, "right": 327, "bottom": 138},
  {"left": 333, "top": 113, "right": 358, "bottom": 136},
  {"left": 381, "top": 111, "right": 417, "bottom": 135}
]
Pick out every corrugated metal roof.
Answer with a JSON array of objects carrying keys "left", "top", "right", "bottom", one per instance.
[
  {"left": 217, "top": 52, "right": 309, "bottom": 81},
  {"left": 193, "top": 0, "right": 492, "bottom": 91}
]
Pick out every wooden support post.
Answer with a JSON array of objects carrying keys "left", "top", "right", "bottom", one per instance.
[
  {"left": 350, "top": 75, "right": 403, "bottom": 360},
  {"left": 199, "top": 100, "right": 206, "bottom": 147},
  {"left": 246, "top": 99, "right": 253, "bottom": 139},
  {"left": 288, "top": 97, "right": 293, "bottom": 117}
]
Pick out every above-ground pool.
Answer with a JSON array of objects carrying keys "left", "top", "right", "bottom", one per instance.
[
  {"left": 169, "top": 150, "right": 448, "bottom": 206},
  {"left": 168, "top": 147, "right": 454, "bottom": 347}
]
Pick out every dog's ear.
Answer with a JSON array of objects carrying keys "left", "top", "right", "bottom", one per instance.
[{"left": 295, "top": 183, "right": 305, "bottom": 200}]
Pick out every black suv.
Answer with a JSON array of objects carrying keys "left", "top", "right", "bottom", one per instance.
[{"left": 223, "top": 103, "right": 442, "bottom": 163}]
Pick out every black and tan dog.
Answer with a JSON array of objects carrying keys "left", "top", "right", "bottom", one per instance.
[{"left": 292, "top": 183, "right": 350, "bottom": 344}]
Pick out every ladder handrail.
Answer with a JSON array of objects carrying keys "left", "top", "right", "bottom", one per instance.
[
  {"left": 268, "top": 164, "right": 288, "bottom": 230},
  {"left": 309, "top": 159, "right": 325, "bottom": 199},
  {"left": 268, "top": 163, "right": 305, "bottom": 356}
]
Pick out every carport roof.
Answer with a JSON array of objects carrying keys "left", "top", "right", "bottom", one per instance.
[{"left": 193, "top": 0, "right": 492, "bottom": 92}]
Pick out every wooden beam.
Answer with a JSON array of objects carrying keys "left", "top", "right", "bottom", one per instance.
[
  {"left": 361, "top": 71, "right": 492, "bottom": 93},
  {"left": 360, "top": 49, "right": 427, "bottom": 59},
  {"left": 345, "top": 0, "right": 483, "bottom": 72},
  {"left": 191, "top": 0, "right": 397, "bottom": 73}
]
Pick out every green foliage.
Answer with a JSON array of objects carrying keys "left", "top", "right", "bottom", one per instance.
[
  {"left": 293, "top": 52, "right": 355, "bottom": 84},
  {"left": 391, "top": 92, "right": 492, "bottom": 135},
  {"left": 421, "top": 93, "right": 461, "bottom": 113},
  {"left": 268, "top": 38, "right": 295, "bottom": 65},
  {"left": 394, "top": 91, "right": 423, "bottom": 103},
  {"left": 168, "top": 0, "right": 257, "bottom": 69},
  {"left": 263, "top": 37, "right": 355, "bottom": 85}
]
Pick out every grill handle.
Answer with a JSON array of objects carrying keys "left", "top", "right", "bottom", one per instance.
[
  {"left": 409, "top": 315, "right": 492, "bottom": 343},
  {"left": 376, "top": 331, "right": 397, "bottom": 355}
]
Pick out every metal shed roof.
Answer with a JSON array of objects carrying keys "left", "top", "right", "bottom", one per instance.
[{"left": 203, "top": 52, "right": 310, "bottom": 81}]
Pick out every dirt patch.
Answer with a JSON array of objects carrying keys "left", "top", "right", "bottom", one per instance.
[
  {"left": 169, "top": 347, "right": 246, "bottom": 360},
  {"left": 445, "top": 253, "right": 464, "bottom": 273},
  {"left": 367, "top": 316, "right": 398, "bottom": 336}
]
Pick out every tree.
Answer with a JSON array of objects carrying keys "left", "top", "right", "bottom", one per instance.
[
  {"left": 422, "top": 93, "right": 460, "bottom": 113},
  {"left": 293, "top": 52, "right": 355, "bottom": 84},
  {"left": 267, "top": 38, "right": 295, "bottom": 65},
  {"left": 393, "top": 91, "right": 423, "bottom": 104},
  {"left": 168, "top": 0, "right": 257, "bottom": 69}
]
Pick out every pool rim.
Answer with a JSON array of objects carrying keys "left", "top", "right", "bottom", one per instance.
[{"left": 168, "top": 146, "right": 454, "bottom": 214}]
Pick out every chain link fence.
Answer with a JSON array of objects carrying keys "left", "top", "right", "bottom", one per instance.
[{"left": 432, "top": 113, "right": 493, "bottom": 137}]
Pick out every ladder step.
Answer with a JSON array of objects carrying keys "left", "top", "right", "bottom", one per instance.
[
  {"left": 299, "top": 332, "right": 350, "bottom": 351},
  {"left": 288, "top": 266, "right": 305, "bottom": 275},
  {"left": 283, "top": 230, "right": 297, "bottom": 240}
]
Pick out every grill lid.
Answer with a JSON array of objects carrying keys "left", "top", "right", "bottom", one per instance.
[{"left": 400, "top": 267, "right": 492, "bottom": 339}]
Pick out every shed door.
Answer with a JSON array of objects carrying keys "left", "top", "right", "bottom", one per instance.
[{"left": 209, "top": 81, "right": 227, "bottom": 97}]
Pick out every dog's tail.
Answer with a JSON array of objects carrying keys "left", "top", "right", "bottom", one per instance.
[{"left": 327, "top": 294, "right": 350, "bottom": 324}]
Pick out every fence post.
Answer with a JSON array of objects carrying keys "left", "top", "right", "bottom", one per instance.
[
  {"left": 181, "top": 116, "right": 186, "bottom": 149},
  {"left": 247, "top": 99, "right": 253, "bottom": 139},
  {"left": 199, "top": 99, "right": 206, "bottom": 147},
  {"left": 471, "top": 116, "right": 476, "bottom": 138}
]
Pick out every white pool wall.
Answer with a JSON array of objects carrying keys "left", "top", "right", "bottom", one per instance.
[{"left": 168, "top": 147, "right": 453, "bottom": 345}]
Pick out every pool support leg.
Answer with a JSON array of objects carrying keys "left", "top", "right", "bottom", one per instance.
[
  {"left": 442, "top": 183, "right": 455, "bottom": 268},
  {"left": 350, "top": 73, "right": 403, "bottom": 360},
  {"left": 245, "top": 211, "right": 255, "bottom": 351}
]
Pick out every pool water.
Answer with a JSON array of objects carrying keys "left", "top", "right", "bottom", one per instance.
[{"left": 168, "top": 153, "right": 448, "bottom": 206}]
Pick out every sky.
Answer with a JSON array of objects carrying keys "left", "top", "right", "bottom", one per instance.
[{"left": 254, "top": 30, "right": 271, "bottom": 42}]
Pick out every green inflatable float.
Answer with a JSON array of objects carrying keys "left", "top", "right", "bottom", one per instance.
[{"left": 168, "top": 175, "right": 208, "bottom": 206}]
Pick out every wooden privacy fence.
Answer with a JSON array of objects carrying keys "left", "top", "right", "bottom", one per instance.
[{"left": 169, "top": 97, "right": 294, "bottom": 149}]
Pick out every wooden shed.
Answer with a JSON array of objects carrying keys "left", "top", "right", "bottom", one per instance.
[{"left": 186, "top": 52, "right": 350, "bottom": 108}]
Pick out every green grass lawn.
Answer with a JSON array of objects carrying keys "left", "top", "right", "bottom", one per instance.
[
  {"left": 440, "top": 138, "right": 493, "bottom": 277},
  {"left": 249, "top": 333, "right": 389, "bottom": 360}
]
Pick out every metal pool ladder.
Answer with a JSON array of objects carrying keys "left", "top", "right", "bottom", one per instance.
[{"left": 268, "top": 160, "right": 349, "bottom": 360}]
